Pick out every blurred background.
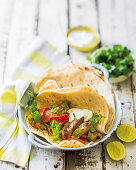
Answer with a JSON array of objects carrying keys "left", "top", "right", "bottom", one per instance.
[{"left": 0, "top": 0, "right": 136, "bottom": 85}]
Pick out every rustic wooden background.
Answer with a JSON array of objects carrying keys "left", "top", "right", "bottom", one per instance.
[{"left": 0, "top": 0, "right": 136, "bottom": 169}]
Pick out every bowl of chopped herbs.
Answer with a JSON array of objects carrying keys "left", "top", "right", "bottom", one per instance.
[{"left": 87, "top": 45, "right": 135, "bottom": 83}]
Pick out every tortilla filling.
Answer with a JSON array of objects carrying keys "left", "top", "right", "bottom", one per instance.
[{"left": 23, "top": 91, "right": 104, "bottom": 145}]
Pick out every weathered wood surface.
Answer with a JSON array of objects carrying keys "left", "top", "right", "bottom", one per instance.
[{"left": 0, "top": 0, "right": 136, "bottom": 169}]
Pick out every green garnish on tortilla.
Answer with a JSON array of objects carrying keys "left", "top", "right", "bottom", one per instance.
[
  {"left": 27, "top": 91, "right": 41, "bottom": 123},
  {"left": 62, "top": 104, "right": 65, "bottom": 108},
  {"left": 89, "top": 113, "right": 103, "bottom": 132},
  {"left": 87, "top": 44, "right": 135, "bottom": 78},
  {"left": 75, "top": 125, "right": 82, "bottom": 138},
  {"left": 73, "top": 113, "right": 76, "bottom": 120},
  {"left": 51, "top": 120, "right": 62, "bottom": 141},
  {"left": 53, "top": 108, "right": 58, "bottom": 113},
  {"left": 18, "top": 102, "right": 25, "bottom": 108}
]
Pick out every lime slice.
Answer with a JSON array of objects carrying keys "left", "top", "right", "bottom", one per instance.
[
  {"left": 107, "top": 141, "right": 126, "bottom": 161},
  {"left": 0, "top": 88, "right": 16, "bottom": 104},
  {"left": 67, "top": 26, "right": 100, "bottom": 51},
  {"left": 116, "top": 124, "right": 136, "bottom": 142}
]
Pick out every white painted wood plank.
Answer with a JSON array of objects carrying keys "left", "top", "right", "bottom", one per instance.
[
  {"left": 0, "top": 0, "right": 25, "bottom": 169},
  {"left": 0, "top": 0, "right": 14, "bottom": 88},
  {"left": 38, "top": 0, "right": 68, "bottom": 53},
  {"left": 68, "top": 0, "right": 103, "bottom": 169},
  {"left": 5, "top": 0, "right": 39, "bottom": 82},
  {"left": 29, "top": 146, "right": 65, "bottom": 170},
  {"left": 0, "top": 0, "right": 39, "bottom": 169},
  {"left": 29, "top": 0, "right": 68, "bottom": 169},
  {"left": 69, "top": 0, "right": 99, "bottom": 66},
  {"left": 98, "top": 0, "right": 136, "bottom": 169}
]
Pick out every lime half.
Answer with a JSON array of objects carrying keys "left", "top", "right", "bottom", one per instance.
[
  {"left": 107, "top": 141, "right": 126, "bottom": 161},
  {"left": 116, "top": 124, "right": 136, "bottom": 142}
]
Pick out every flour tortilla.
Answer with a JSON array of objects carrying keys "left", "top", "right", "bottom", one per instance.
[
  {"left": 34, "top": 64, "right": 115, "bottom": 133},
  {"left": 35, "top": 86, "right": 109, "bottom": 134},
  {"left": 58, "top": 140, "right": 85, "bottom": 148}
]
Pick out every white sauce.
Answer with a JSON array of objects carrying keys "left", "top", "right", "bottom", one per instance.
[
  {"left": 68, "top": 30, "right": 94, "bottom": 48},
  {"left": 68, "top": 108, "right": 93, "bottom": 122}
]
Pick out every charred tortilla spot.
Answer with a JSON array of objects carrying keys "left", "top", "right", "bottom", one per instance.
[{"left": 84, "top": 66, "right": 90, "bottom": 71}]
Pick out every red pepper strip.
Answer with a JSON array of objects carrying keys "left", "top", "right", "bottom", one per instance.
[
  {"left": 81, "top": 133, "right": 87, "bottom": 139},
  {"left": 49, "top": 114, "right": 69, "bottom": 122},
  {"left": 67, "top": 138, "right": 85, "bottom": 145},
  {"left": 33, "top": 125, "right": 38, "bottom": 129},
  {"left": 59, "top": 119, "right": 69, "bottom": 125},
  {"left": 40, "top": 107, "right": 49, "bottom": 123}
]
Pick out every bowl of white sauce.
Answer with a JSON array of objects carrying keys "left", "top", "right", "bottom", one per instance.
[{"left": 67, "top": 26, "right": 100, "bottom": 51}]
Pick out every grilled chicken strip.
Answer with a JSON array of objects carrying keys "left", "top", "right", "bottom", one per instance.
[
  {"left": 44, "top": 101, "right": 69, "bottom": 122},
  {"left": 87, "top": 131, "right": 103, "bottom": 142},
  {"left": 62, "top": 117, "right": 84, "bottom": 140},
  {"left": 72, "top": 121, "right": 91, "bottom": 138}
]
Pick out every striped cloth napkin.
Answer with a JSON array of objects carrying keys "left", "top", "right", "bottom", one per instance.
[{"left": 0, "top": 37, "right": 69, "bottom": 167}]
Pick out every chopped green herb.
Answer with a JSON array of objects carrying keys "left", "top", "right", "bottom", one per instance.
[
  {"left": 73, "top": 113, "right": 76, "bottom": 120},
  {"left": 25, "top": 90, "right": 41, "bottom": 123},
  {"left": 87, "top": 45, "right": 135, "bottom": 78},
  {"left": 75, "top": 125, "right": 82, "bottom": 138},
  {"left": 89, "top": 113, "right": 103, "bottom": 132},
  {"left": 51, "top": 120, "right": 58, "bottom": 128},
  {"left": 52, "top": 136, "right": 59, "bottom": 141},
  {"left": 86, "top": 56, "right": 92, "bottom": 63},
  {"left": 27, "top": 90, "right": 37, "bottom": 107},
  {"left": 66, "top": 109, "right": 68, "bottom": 113},
  {"left": 53, "top": 108, "right": 58, "bottom": 113},
  {"left": 27, "top": 90, "right": 36, "bottom": 99},
  {"left": 32, "top": 110, "right": 41, "bottom": 123},
  {"left": 62, "top": 104, "right": 65, "bottom": 108},
  {"left": 62, "top": 110, "right": 65, "bottom": 114},
  {"left": 29, "top": 101, "right": 37, "bottom": 112},
  {"left": 90, "top": 126, "right": 96, "bottom": 132},
  {"left": 63, "top": 109, "right": 68, "bottom": 114},
  {"left": 28, "top": 114, "right": 33, "bottom": 121},
  {"left": 18, "top": 102, "right": 25, "bottom": 108},
  {"left": 50, "top": 104, "right": 56, "bottom": 109},
  {"left": 50, "top": 120, "right": 62, "bottom": 141}
]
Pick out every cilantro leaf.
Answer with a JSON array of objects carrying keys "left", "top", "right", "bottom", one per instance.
[
  {"left": 73, "top": 113, "right": 76, "bottom": 120},
  {"left": 53, "top": 108, "right": 58, "bottom": 113},
  {"left": 18, "top": 102, "right": 25, "bottom": 108},
  {"left": 89, "top": 113, "right": 103, "bottom": 132},
  {"left": 75, "top": 125, "right": 82, "bottom": 138},
  {"left": 50, "top": 120, "right": 62, "bottom": 141},
  {"left": 28, "top": 114, "right": 33, "bottom": 121},
  {"left": 87, "top": 45, "right": 135, "bottom": 78},
  {"left": 32, "top": 111, "right": 41, "bottom": 123}
]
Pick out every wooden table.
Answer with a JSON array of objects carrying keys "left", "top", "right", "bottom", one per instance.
[{"left": 0, "top": 0, "right": 136, "bottom": 169}]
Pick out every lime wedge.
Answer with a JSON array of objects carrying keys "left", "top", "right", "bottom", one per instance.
[
  {"left": 116, "top": 124, "right": 136, "bottom": 142},
  {"left": 0, "top": 88, "right": 16, "bottom": 104},
  {"left": 107, "top": 141, "right": 126, "bottom": 161}
]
